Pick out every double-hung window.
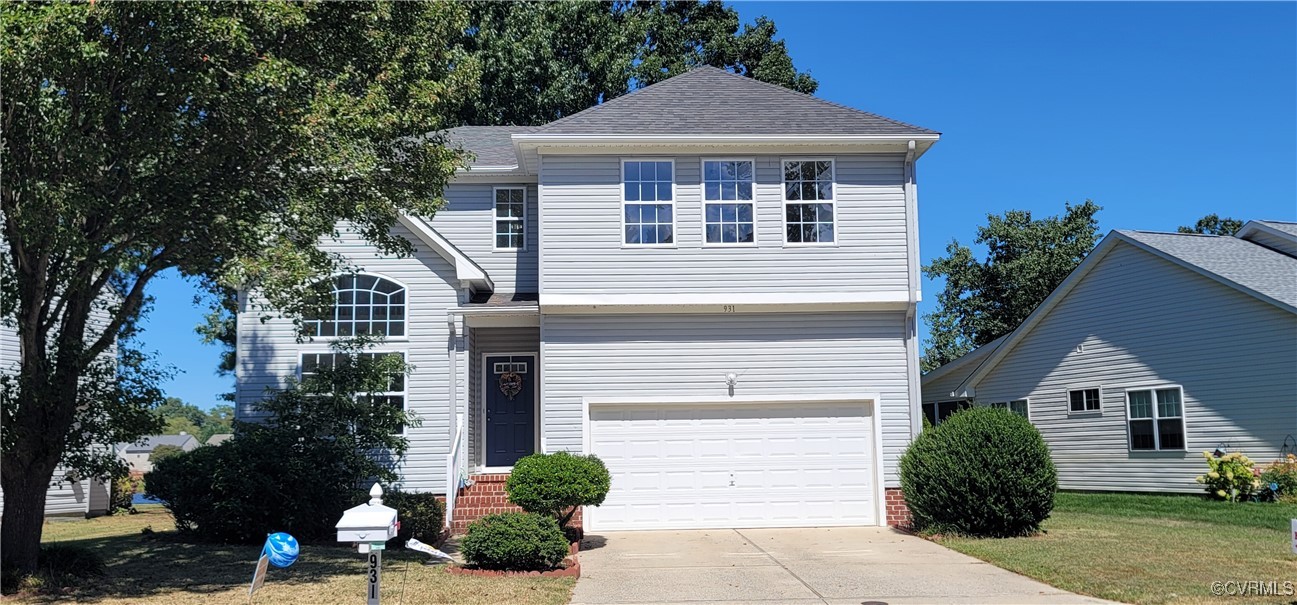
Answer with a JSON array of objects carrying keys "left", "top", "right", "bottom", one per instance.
[
  {"left": 1126, "top": 387, "right": 1185, "bottom": 451},
  {"left": 703, "top": 160, "right": 755, "bottom": 244},
  {"left": 623, "top": 160, "right": 674, "bottom": 245},
  {"left": 1068, "top": 388, "right": 1102, "bottom": 414},
  {"left": 988, "top": 399, "right": 1030, "bottom": 419},
  {"left": 782, "top": 159, "right": 835, "bottom": 244},
  {"left": 301, "top": 352, "right": 407, "bottom": 434},
  {"left": 494, "top": 187, "right": 526, "bottom": 250}
]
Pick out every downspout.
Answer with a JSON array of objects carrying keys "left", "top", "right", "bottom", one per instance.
[
  {"left": 447, "top": 312, "right": 458, "bottom": 447},
  {"left": 903, "top": 140, "right": 924, "bottom": 439}
]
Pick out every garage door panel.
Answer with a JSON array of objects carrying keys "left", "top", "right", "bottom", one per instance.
[{"left": 587, "top": 402, "right": 878, "bottom": 531}]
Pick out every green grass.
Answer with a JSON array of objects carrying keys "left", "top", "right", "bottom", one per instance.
[
  {"left": 16, "top": 506, "right": 574, "bottom": 604},
  {"left": 936, "top": 492, "right": 1297, "bottom": 605}
]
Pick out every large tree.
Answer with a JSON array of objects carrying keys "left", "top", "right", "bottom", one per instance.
[
  {"left": 1178, "top": 213, "right": 1244, "bottom": 236},
  {"left": 1, "top": 1, "right": 475, "bottom": 574},
  {"left": 921, "top": 201, "right": 1103, "bottom": 372}
]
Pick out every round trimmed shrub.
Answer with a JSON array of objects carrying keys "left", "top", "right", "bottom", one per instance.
[
  {"left": 459, "top": 512, "right": 569, "bottom": 571},
  {"left": 382, "top": 490, "right": 445, "bottom": 544},
  {"left": 505, "top": 451, "right": 610, "bottom": 529},
  {"left": 899, "top": 406, "right": 1056, "bottom": 537}
]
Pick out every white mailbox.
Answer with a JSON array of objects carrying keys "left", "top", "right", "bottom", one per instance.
[{"left": 336, "top": 483, "right": 398, "bottom": 549}]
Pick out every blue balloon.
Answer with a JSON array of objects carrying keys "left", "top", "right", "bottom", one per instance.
[{"left": 265, "top": 532, "right": 299, "bottom": 568}]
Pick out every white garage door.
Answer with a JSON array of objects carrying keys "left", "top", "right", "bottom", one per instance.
[{"left": 586, "top": 401, "right": 878, "bottom": 531}]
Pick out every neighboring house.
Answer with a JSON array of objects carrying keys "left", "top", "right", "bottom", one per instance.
[
  {"left": 0, "top": 309, "right": 114, "bottom": 518},
  {"left": 923, "top": 222, "right": 1297, "bottom": 493},
  {"left": 236, "top": 67, "right": 939, "bottom": 532},
  {"left": 117, "top": 434, "right": 201, "bottom": 477},
  {"left": 206, "top": 433, "right": 234, "bottom": 446}
]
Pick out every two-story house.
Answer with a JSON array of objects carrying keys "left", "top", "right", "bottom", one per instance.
[{"left": 235, "top": 67, "right": 939, "bottom": 532}]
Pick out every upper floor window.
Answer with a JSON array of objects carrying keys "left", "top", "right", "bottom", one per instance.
[
  {"left": 988, "top": 399, "right": 1030, "bottom": 420},
  {"left": 301, "top": 352, "right": 406, "bottom": 434},
  {"left": 623, "top": 160, "right": 674, "bottom": 245},
  {"left": 703, "top": 160, "right": 755, "bottom": 245},
  {"left": 305, "top": 274, "right": 405, "bottom": 338},
  {"left": 1126, "top": 387, "right": 1185, "bottom": 451},
  {"left": 782, "top": 159, "right": 835, "bottom": 244},
  {"left": 494, "top": 187, "right": 526, "bottom": 250},
  {"left": 1068, "top": 388, "right": 1101, "bottom": 414}
]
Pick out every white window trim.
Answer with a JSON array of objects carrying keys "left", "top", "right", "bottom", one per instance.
[
  {"left": 1123, "top": 385, "right": 1187, "bottom": 452},
  {"left": 699, "top": 157, "right": 758, "bottom": 248},
  {"left": 1066, "top": 386, "right": 1104, "bottom": 416},
  {"left": 304, "top": 273, "right": 410, "bottom": 344},
  {"left": 780, "top": 157, "right": 838, "bottom": 248},
  {"left": 297, "top": 350, "right": 408, "bottom": 434},
  {"left": 620, "top": 158, "right": 677, "bottom": 249},
  {"left": 491, "top": 186, "right": 527, "bottom": 252},
  {"left": 986, "top": 398, "right": 1031, "bottom": 422}
]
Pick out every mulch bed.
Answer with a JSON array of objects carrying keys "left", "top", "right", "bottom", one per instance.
[{"left": 447, "top": 541, "right": 581, "bottom": 578}]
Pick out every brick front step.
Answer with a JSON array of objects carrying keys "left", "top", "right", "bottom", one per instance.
[{"left": 449, "top": 473, "right": 583, "bottom": 535}]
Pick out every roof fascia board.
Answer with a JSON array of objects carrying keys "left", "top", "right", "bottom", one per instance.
[
  {"left": 396, "top": 214, "right": 494, "bottom": 291},
  {"left": 1238, "top": 220, "right": 1297, "bottom": 244}
]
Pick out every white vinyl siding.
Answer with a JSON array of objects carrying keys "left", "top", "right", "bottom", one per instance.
[
  {"left": 431, "top": 182, "right": 538, "bottom": 293},
  {"left": 236, "top": 221, "right": 459, "bottom": 493},
  {"left": 540, "top": 312, "right": 912, "bottom": 486},
  {"left": 973, "top": 242, "right": 1297, "bottom": 493},
  {"left": 538, "top": 154, "right": 909, "bottom": 295}
]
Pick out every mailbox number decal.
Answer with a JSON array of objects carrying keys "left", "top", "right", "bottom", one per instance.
[{"left": 368, "top": 551, "right": 380, "bottom": 603}]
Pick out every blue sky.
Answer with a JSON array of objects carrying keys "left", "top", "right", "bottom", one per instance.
[{"left": 139, "top": 2, "right": 1296, "bottom": 409}]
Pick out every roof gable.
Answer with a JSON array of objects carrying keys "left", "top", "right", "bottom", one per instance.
[
  {"left": 954, "top": 230, "right": 1297, "bottom": 395},
  {"left": 533, "top": 66, "right": 937, "bottom": 137}
]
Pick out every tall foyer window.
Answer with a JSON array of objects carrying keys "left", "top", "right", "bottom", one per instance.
[
  {"left": 494, "top": 187, "right": 526, "bottom": 250},
  {"left": 305, "top": 274, "right": 406, "bottom": 338}
]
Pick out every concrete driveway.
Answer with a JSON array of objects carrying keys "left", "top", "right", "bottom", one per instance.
[{"left": 572, "top": 527, "right": 1115, "bottom": 605}]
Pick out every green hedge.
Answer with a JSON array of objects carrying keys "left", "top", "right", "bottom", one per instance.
[
  {"left": 899, "top": 406, "right": 1057, "bottom": 537},
  {"left": 382, "top": 490, "right": 445, "bottom": 544},
  {"left": 459, "top": 512, "right": 569, "bottom": 571}
]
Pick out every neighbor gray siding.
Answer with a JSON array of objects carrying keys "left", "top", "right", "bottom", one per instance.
[
  {"left": 235, "top": 222, "right": 461, "bottom": 494},
  {"left": 537, "top": 154, "right": 910, "bottom": 295},
  {"left": 540, "top": 312, "right": 913, "bottom": 485},
  {"left": 432, "top": 182, "right": 539, "bottom": 293},
  {"left": 468, "top": 327, "right": 540, "bottom": 467},
  {"left": 974, "top": 242, "right": 1297, "bottom": 493}
]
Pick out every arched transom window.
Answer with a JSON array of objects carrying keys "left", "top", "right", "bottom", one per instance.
[{"left": 307, "top": 274, "right": 406, "bottom": 337}]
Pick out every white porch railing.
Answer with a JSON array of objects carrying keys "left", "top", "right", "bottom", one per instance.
[{"left": 445, "top": 415, "right": 467, "bottom": 529}]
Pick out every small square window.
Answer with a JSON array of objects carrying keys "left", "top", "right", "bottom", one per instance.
[{"left": 1068, "top": 388, "right": 1101, "bottom": 413}]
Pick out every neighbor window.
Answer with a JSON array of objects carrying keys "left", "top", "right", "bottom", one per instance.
[
  {"left": 922, "top": 400, "right": 970, "bottom": 427},
  {"left": 703, "top": 160, "right": 755, "bottom": 244},
  {"left": 301, "top": 352, "right": 406, "bottom": 433},
  {"left": 623, "top": 160, "right": 674, "bottom": 245},
  {"left": 988, "top": 399, "right": 1030, "bottom": 419},
  {"left": 782, "top": 159, "right": 834, "bottom": 244},
  {"left": 305, "top": 274, "right": 405, "bottom": 338},
  {"left": 494, "top": 187, "right": 526, "bottom": 250},
  {"left": 1068, "top": 388, "right": 1101, "bottom": 413},
  {"left": 1126, "top": 387, "right": 1185, "bottom": 451}
]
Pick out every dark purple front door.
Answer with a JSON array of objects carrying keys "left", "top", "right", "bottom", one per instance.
[{"left": 485, "top": 355, "right": 535, "bottom": 467}]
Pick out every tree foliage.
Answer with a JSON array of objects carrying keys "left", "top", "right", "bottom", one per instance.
[
  {"left": 1178, "top": 214, "right": 1244, "bottom": 236},
  {"left": 154, "top": 397, "right": 232, "bottom": 442},
  {"left": 1, "top": 0, "right": 474, "bottom": 573},
  {"left": 921, "top": 201, "right": 1102, "bottom": 371}
]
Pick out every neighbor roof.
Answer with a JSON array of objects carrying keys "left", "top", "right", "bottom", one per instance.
[
  {"left": 1256, "top": 220, "right": 1297, "bottom": 238},
  {"left": 532, "top": 66, "right": 938, "bottom": 137},
  {"left": 444, "top": 125, "right": 538, "bottom": 168},
  {"left": 118, "top": 434, "right": 197, "bottom": 454}
]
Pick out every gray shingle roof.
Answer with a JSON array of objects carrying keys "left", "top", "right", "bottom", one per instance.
[
  {"left": 117, "top": 434, "right": 198, "bottom": 453},
  {"left": 533, "top": 66, "right": 938, "bottom": 136},
  {"left": 444, "top": 125, "right": 537, "bottom": 168},
  {"left": 1117, "top": 230, "right": 1297, "bottom": 310},
  {"left": 1258, "top": 220, "right": 1297, "bottom": 237}
]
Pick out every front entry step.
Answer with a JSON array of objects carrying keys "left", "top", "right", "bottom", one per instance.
[{"left": 450, "top": 473, "right": 583, "bottom": 535}]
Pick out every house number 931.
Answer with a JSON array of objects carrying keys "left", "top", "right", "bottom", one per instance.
[{"left": 721, "top": 305, "right": 736, "bottom": 313}]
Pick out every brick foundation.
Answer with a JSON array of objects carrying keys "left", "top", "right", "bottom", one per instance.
[
  {"left": 884, "top": 488, "right": 911, "bottom": 529},
  {"left": 449, "top": 473, "right": 582, "bottom": 535}
]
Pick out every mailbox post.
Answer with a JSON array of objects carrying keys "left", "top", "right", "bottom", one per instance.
[{"left": 336, "top": 483, "right": 398, "bottom": 605}]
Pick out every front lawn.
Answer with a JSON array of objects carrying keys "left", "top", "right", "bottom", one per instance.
[
  {"left": 16, "top": 506, "right": 573, "bottom": 604},
  {"left": 936, "top": 492, "right": 1297, "bottom": 605}
]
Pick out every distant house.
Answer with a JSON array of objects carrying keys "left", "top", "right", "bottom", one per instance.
[
  {"left": 117, "top": 434, "right": 201, "bottom": 477},
  {"left": 205, "top": 433, "right": 234, "bottom": 446},
  {"left": 922, "top": 221, "right": 1297, "bottom": 493}
]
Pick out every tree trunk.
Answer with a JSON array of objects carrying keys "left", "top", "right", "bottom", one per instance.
[{"left": 0, "top": 451, "right": 58, "bottom": 576}]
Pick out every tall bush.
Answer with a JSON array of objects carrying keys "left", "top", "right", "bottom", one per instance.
[
  {"left": 382, "top": 490, "right": 445, "bottom": 544},
  {"left": 1196, "top": 451, "right": 1260, "bottom": 502},
  {"left": 145, "top": 341, "right": 418, "bottom": 542},
  {"left": 899, "top": 406, "right": 1057, "bottom": 537},
  {"left": 505, "top": 452, "right": 610, "bottom": 530}
]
